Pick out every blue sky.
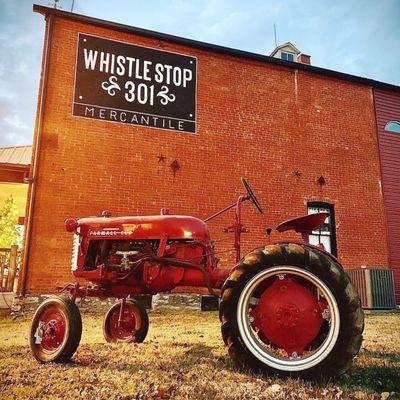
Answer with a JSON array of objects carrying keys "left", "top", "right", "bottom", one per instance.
[{"left": 0, "top": 0, "right": 399, "bottom": 147}]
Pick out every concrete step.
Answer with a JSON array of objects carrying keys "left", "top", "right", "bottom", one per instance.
[{"left": 152, "top": 293, "right": 219, "bottom": 311}]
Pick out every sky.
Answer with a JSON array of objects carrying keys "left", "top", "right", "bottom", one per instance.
[{"left": 0, "top": 0, "right": 399, "bottom": 147}]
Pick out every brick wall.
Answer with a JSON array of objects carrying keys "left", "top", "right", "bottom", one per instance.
[{"left": 24, "top": 16, "right": 389, "bottom": 294}]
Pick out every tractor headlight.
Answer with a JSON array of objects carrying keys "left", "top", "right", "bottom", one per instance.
[{"left": 65, "top": 218, "right": 78, "bottom": 233}]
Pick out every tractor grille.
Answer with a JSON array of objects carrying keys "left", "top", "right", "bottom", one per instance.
[
  {"left": 71, "top": 234, "right": 79, "bottom": 271},
  {"left": 347, "top": 268, "right": 396, "bottom": 309}
]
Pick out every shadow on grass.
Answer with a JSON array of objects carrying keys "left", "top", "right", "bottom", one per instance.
[
  {"left": 68, "top": 342, "right": 400, "bottom": 394},
  {"left": 363, "top": 350, "right": 400, "bottom": 363},
  {"left": 71, "top": 342, "right": 235, "bottom": 375},
  {"left": 337, "top": 349, "right": 400, "bottom": 393},
  {"left": 339, "top": 364, "right": 400, "bottom": 393},
  {"left": 175, "top": 343, "right": 235, "bottom": 371},
  {"left": 177, "top": 345, "right": 400, "bottom": 394}
]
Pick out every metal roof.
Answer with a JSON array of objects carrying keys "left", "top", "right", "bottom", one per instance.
[
  {"left": 33, "top": 4, "right": 400, "bottom": 93},
  {"left": 0, "top": 145, "right": 32, "bottom": 166}
]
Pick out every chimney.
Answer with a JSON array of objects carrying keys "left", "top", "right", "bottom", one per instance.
[{"left": 297, "top": 54, "right": 311, "bottom": 65}]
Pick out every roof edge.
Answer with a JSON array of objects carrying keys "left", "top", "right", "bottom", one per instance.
[
  {"left": 33, "top": 4, "right": 400, "bottom": 93},
  {"left": 0, "top": 145, "right": 32, "bottom": 149},
  {"left": 0, "top": 162, "right": 30, "bottom": 170}
]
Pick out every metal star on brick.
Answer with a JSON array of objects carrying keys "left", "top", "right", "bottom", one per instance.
[{"left": 157, "top": 154, "right": 166, "bottom": 163}]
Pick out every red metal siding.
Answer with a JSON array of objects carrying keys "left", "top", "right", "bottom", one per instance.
[
  {"left": 374, "top": 89, "right": 400, "bottom": 304},
  {"left": 347, "top": 269, "right": 368, "bottom": 308}
]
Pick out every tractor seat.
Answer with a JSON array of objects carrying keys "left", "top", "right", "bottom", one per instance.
[{"left": 276, "top": 213, "right": 329, "bottom": 234}]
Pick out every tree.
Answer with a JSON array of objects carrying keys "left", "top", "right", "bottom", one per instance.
[{"left": 0, "top": 195, "right": 19, "bottom": 248}]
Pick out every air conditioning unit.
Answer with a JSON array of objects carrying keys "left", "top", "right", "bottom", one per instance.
[{"left": 346, "top": 268, "right": 396, "bottom": 310}]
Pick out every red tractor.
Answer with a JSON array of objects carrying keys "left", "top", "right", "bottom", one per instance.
[{"left": 30, "top": 178, "right": 364, "bottom": 379}]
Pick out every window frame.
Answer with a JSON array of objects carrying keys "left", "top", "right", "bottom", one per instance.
[
  {"left": 307, "top": 201, "right": 338, "bottom": 257},
  {"left": 384, "top": 121, "right": 400, "bottom": 134},
  {"left": 281, "top": 51, "right": 295, "bottom": 62}
]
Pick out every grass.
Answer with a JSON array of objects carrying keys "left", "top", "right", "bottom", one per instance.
[{"left": 0, "top": 310, "right": 399, "bottom": 399}]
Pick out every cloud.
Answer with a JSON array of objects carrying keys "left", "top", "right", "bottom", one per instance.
[
  {"left": 0, "top": 0, "right": 44, "bottom": 147},
  {"left": 0, "top": 0, "right": 399, "bottom": 147},
  {"left": 68, "top": 0, "right": 400, "bottom": 84}
]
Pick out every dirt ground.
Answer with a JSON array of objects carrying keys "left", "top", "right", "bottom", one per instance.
[{"left": 0, "top": 310, "right": 399, "bottom": 400}]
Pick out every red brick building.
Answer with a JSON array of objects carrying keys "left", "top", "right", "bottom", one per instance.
[{"left": 19, "top": 5, "right": 400, "bottom": 304}]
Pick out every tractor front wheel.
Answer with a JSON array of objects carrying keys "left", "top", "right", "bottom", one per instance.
[
  {"left": 103, "top": 299, "right": 149, "bottom": 343},
  {"left": 219, "top": 243, "right": 364, "bottom": 380},
  {"left": 30, "top": 296, "right": 82, "bottom": 363}
]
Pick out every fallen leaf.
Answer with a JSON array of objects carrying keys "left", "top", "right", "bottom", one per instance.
[
  {"left": 152, "top": 389, "right": 168, "bottom": 399},
  {"left": 336, "top": 390, "right": 343, "bottom": 399},
  {"left": 266, "top": 384, "right": 282, "bottom": 395}
]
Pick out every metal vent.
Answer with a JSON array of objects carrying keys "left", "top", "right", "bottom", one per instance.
[
  {"left": 71, "top": 234, "right": 79, "bottom": 271},
  {"left": 370, "top": 269, "right": 396, "bottom": 309},
  {"left": 347, "top": 268, "right": 396, "bottom": 309}
]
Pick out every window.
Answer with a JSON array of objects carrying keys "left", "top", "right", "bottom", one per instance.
[
  {"left": 385, "top": 121, "right": 400, "bottom": 134},
  {"left": 307, "top": 202, "right": 337, "bottom": 257},
  {"left": 281, "top": 51, "right": 294, "bottom": 62}
]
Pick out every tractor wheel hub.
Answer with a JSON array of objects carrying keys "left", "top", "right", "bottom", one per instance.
[
  {"left": 275, "top": 303, "right": 300, "bottom": 328},
  {"left": 251, "top": 277, "right": 323, "bottom": 356}
]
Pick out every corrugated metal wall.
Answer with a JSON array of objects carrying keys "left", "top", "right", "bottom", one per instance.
[
  {"left": 347, "top": 269, "right": 396, "bottom": 309},
  {"left": 347, "top": 269, "right": 368, "bottom": 307},
  {"left": 374, "top": 89, "right": 400, "bottom": 304}
]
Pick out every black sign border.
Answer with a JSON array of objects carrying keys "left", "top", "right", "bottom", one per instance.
[{"left": 72, "top": 32, "right": 198, "bottom": 134}]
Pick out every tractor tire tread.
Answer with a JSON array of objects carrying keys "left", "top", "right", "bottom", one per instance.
[
  {"left": 103, "top": 299, "right": 149, "bottom": 343},
  {"left": 30, "top": 295, "right": 82, "bottom": 364},
  {"left": 219, "top": 243, "right": 364, "bottom": 380}
]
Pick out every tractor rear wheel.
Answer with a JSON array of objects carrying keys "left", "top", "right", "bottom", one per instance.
[
  {"left": 103, "top": 299, "right": 149, "bottom": 343},
  {"left": 30, "top": 296, "right": 82, "bottom": 363},
  {"left": 219, "top": 243, "right": 364, "bottom": 380}
]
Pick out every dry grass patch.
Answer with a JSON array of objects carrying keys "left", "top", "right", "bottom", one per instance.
[{"left": 0, "top": 310, "right": 399, "bottom": 399}]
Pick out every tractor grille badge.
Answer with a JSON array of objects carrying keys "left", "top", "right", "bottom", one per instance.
[{"left": 89, "top": 230, "right": 132, "bottom": 236}]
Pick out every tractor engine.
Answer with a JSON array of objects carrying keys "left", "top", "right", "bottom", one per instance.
[
  {"left": 83, "top": 239, "right": 158, "bottom": 272},
  {"left": 66, "top": 213, "right": 222, "bottom": 296},
  {"left": 75, "top": 237, "right": 210, "bottom": 295}
]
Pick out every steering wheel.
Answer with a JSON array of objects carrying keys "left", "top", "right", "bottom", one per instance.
[{"left": 241, "top": 177, "right": 264, "bottom": 214}]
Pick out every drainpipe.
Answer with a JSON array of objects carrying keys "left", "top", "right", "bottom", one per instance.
[
  {"left": 371, "top": 88, "right": 391, "bottom": 270},
  {"left": 17, "top": 13, "right": 54, "bottom": 296}
]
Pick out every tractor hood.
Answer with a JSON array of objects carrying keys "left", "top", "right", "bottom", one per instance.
[{"left": 75, "top": 215, "right": 210, "bottom": 241}]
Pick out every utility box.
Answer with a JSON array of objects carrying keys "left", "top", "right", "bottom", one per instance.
[{"left": 347, "top": 268, "right": 396, "bottom": 310}]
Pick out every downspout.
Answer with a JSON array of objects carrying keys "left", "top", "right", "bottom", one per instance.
[
  {"left": 372, "top": 88, "right": 391, "bottom": 269},
  {"left": 17, "top": 12, "right": 54, "bottom": 296}
]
